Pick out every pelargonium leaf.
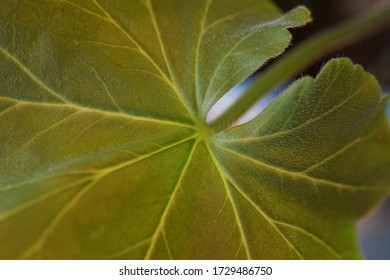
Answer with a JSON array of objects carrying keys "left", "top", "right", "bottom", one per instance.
[{"left": 0, "top": 0, "right": 389, "bottom": 260}]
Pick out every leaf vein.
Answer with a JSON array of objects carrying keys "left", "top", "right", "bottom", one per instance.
[
  {"left": 0, "top": 102, "right": 19, "bottom": 117},
  {"left": 0, "top": 97, "right": 194, "bottom": 128},
  {"left": 106, "top": 238, "right": 152, "bottom": 260},
  {"left": 20, "top": 136, "right": 196, "bottom": 259},
  {"left": 203, "top": 8, "right": 254, "bottom": 33},
  {"left": 0, "top": 177, "right": 92, "bottom": 223},
  {"left": 194, "top": 0, "right": 212, "bottom": 111},
  {"left": 45, "top": 0, "right": 110, "bottom": 22},
  {"left": 74, "top": 40, "right": 141, "bottom": 52},
  {"left": 20, "top": 177, "right": 102, "bottom": 258},
  {"left": 203, "top": 27, "right": 268, "bottom": 104},
  {"left": 273, "top": 220, "right": 342, "bottom": 259},
  {"left": 216, "top": 144, "right": 378, "bottom": 192},
  {"left": 206, "top": 144, "right": 252, "bottom": 259},
  {"left": 162, "top": 230, "right": 174, "bottom": 260},
  {"left": 146, "top": 0, "right": 173, "bottom": 81},
  {"left": 226, "top": 79, "right": 370, "bottom": 143},
  {"left": 91, "top": 0, "right": 194, "bottom": 117},
  {"left": 1, "top": 111, "right": 80, "bottom": 165},
  {"left": 0, "top": 47, "right": 71, "bottom": 104},
  {"left": 144, "top": 140, "right": 198, "bottom": 260},
  {"left": 81, "top": 61, "right": 122, "bottom": 112},
  {"left": 226, "top": 177, "right": 304, "bottom": 259},
  {"left": 304, "top": 132, "right": 375, "bottom": 173}
]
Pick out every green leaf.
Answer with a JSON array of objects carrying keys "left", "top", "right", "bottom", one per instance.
[{"left": 0, "top": 0, "right": 389, "bottom": 260}]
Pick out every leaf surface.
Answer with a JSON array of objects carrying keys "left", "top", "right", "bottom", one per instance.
[{"left": 0, "top": 0, "right": 389, "bottom": 259}]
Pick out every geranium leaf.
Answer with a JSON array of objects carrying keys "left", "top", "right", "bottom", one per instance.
[{"left": 0, "top": 0, "right": 389, "bottom": 260}]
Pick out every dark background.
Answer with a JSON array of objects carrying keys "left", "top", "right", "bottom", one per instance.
[
  {"left": 274, "top": 0, "right": 390, "bottom": 259},
  {"left": 273, "top": 0, "right": 390, "bottom": 86}
]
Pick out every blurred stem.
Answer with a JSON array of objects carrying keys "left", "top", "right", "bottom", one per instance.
[{"left": 208, "top": 4, "right": 390, "bottom": 132}]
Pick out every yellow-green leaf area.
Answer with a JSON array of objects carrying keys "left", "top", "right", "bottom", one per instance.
[{"left": 0, "top": 0, "right": 389, "bottom": 260}]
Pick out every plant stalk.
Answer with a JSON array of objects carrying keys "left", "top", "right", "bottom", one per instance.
[{"left": 208, "top": 4, "right": 390, "bottom": 132}]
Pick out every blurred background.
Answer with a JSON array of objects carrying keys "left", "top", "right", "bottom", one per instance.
[{"left": 207, "top": 0, "right": 390, "bottom": 259}]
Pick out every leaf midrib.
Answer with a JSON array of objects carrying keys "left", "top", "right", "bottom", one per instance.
[
  {"left": 205, "top": 143, "right": 253, "bottom": 259},
  {"left": 144, "top": 140, "right": 199, "bottom": 259},
  {"left": 0, "top": 96, "right": 194, "bottom": 129},
  {"left": 216, "top": 143, "right": 381, "bottom": 192}
]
